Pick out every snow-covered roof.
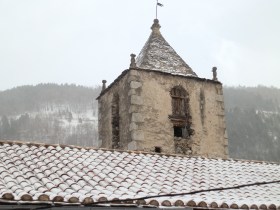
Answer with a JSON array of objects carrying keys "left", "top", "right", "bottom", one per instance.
[
  {"left": 136, "top": 19, "right": 197, "bottom": 77},
  {"left": 0, "top": 141, "right": 279, "bottom": 209}
]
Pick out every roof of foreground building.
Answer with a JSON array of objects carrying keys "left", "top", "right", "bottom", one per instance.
[
  {"left": 136, "top": 19, "right": 197, "bottom": 77},
  {"left": 0, "top": 141, "right": 279, "bottom": 209}
]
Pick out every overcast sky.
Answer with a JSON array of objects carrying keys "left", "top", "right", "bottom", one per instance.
[{"left": 0, "top": 0, "right": 280, "bottom": 91}]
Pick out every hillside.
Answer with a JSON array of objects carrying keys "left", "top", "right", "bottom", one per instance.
[
  {"left": 0, "top": 84, "right": 279, "bottom": 162},
  {"left": 0, "top": 84, "right": 101, "bottom": 146},
  {"left": 224, "top": 86, "right": 280, "bottom": 162}
]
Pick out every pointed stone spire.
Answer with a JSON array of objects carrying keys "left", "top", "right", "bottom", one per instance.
[{"left": 136, "top": 19, "right": 197, "bottom": 77}]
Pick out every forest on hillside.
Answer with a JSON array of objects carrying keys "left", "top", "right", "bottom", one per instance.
[
  {"left": 0, "top": 84, "right": 100, "bottom": 146},
  {"left": 0, "top": 83, "right": 100, "bottom": 116},
  {"left": 224, "top": 86, "right": 280, "bottom": 162},
  {"left": 0, "top": 84, "right": 279, "bottom": 162}
]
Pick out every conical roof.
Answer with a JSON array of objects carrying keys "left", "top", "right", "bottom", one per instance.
[{"left": 136, "top": 19, "right": 197, "bottom": 77}]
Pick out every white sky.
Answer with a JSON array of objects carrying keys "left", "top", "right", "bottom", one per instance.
[{"left": 0, "top": 0, "right": 280, "bottom": 91}]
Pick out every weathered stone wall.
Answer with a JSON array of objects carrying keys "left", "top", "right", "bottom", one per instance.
[
  {"left": 127, "top": 69, "right": 228, "bottom": 158},
  {"left": 98, "top": 69, "right": 228, "bottom": 158},
  {"left": 98, "top": 73, "right": 131, "bottom": 149}
]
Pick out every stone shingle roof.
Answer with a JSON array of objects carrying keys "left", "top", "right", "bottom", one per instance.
[
  {"left": 136, "top": 19, "right": 197, "bottom": 77},
  {"left": 0, "top": 141, "right": 279, "bottom": 209}
]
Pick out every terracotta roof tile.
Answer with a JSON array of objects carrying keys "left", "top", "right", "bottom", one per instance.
[{"left": 0, "top": 141, "right": 279, "bottom": 208}]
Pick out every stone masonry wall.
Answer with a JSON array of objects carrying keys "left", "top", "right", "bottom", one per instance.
[
  {"left": 98, "top": 73, "right": 130, "bottom": 149},
  {"left": 126, "top": 70, "right": 145, "bottom": 150},
  {"left": 129, "top": 70, "right": 228, "bottom": 158},
  {"left": 98, "top": 69, "right": 228, "bottom": 158}
]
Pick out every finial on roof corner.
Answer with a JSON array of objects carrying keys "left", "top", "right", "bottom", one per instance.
[
  {"left": 102, "top": 80, "right": 107, "bottom": 91},
  {"left": 151, "top": 19, "right": 161, "bottom": 33},
  {"left": 130, "top": 54, "right": 136, "bottom": 68},
  {"left": 212, "top": 67, "right": 218, "bottom": 81}
]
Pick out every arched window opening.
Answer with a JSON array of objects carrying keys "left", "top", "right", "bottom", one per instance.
[
  {"left": 169, "top": 86, "right": 193, "bottom": 139},
  {"left": 170, "top": 86, "right": 188, "bottom": 117},
  {"left": 112, "top": 94, "right": 120, "bottom": 149}
]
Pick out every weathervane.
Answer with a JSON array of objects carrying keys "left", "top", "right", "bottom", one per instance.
[{"left": 156, "top": 0, "right": 163, "bottom": 19}]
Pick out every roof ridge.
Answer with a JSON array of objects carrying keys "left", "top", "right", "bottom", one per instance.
[
  {"left": 136, "top": 32, "right": 153, "bottom": 71},
  {"left": 0, "top": 140, "right": 279, "bottom": 165}
]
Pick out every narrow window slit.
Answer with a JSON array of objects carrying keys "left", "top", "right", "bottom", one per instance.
[{"left": 112, "top": 94, "right": 120, "bottom": 149}]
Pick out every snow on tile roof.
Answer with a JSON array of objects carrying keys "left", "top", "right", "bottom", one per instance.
[
  {"left": 136, "top": 19, "right": 197, "bottom": 77},
  {"left": 0, "top": 140, "right": 279, "bottom": 209}
]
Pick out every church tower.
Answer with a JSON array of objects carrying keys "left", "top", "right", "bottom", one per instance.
[{"left": 97, "top": 19, "right": 228, "bottom": 158}]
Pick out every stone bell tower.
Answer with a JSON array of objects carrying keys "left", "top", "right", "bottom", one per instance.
[{"left": 97, "top": 19, "right": 228, "bottom": 159}]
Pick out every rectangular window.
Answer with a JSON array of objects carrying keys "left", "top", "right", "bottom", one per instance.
[
  {"left": 154, "top": 147, "right": 162, "bottom": 153},
  {"left": 174, "top": 126, "right": 183, "bottom": 137}
]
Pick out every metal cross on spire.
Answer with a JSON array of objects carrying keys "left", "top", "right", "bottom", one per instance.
[{"left": 156, "top": 0, "right": 164, "bottom": 19}]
